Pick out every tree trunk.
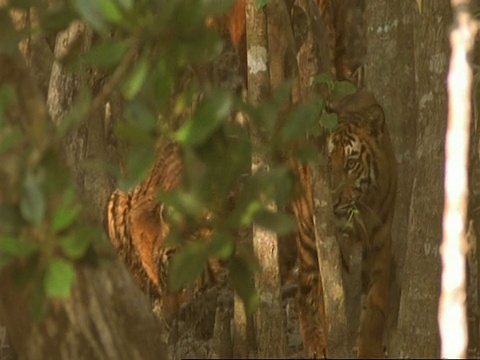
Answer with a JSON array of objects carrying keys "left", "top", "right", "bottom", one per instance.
[
  {"left": 392, "top": 1, "right": 451, "bottom": 357},
  {"left": 364, "top": 0, "right": 417, "bottom": 353},
  {"left": 0, "top": 263, "right": 167, "bottom": 360},
  {"left": 245, "top": 1, "right": 286, "bottom": 357}
]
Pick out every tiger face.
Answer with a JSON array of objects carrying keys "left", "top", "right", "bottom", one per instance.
[
  {"left": 325, "top": 91, "right": 397, "bottom": 357},
  {"left": 327, "top": 102, "right": 389, "bottom": 233}
]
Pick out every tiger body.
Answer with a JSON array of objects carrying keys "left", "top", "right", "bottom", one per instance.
[
  {"left": 105, "top": 142, "right": 184, "bottom": 323},
  {"left": 327, "top": 90, "right": 397, "bottom": 357}
]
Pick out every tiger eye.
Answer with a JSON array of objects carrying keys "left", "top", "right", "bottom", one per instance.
[{"left": 346, "top": 158, "right": 356, "bottom": 170}]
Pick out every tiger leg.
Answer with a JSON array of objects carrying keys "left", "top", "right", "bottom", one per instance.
[
  {"left": 290, "top": 163, "right": 327, "bottom": 358},
  {"left": 357, "top": 237, "right": 391, "bottom": 358},
  {"left": 295, "top": 232, "right": 328, "bottom": 358}
]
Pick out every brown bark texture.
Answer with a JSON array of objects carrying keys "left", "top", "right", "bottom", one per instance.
[
  {"left": 391, "top": 1, "right": 450, "bottom": 357},
  {"left": 245, "top": 1, "right": 286, "bottom": 357},
  {"left": 365, "top": 0, "right": 452, "bottom": 357},
  {"left": 364, "top": 0, "right": 417, "bottom": 353}
]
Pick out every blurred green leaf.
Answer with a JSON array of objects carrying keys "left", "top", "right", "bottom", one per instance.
[
  {"left": 282, "top": 103, "right": 319, "bottom": 142},
  {"left": 83, "top": 39, "right": 130, "bottom": 67},
  {"left": 0, "top": 236, "right": 39, "bottom": 257},
  {"left": 74, "top": 0, "right": 108, "bottom": 32},
  {"left": 98, "top": 0, "right": 123, "bottom": 23},
  {"left": 44, "top": 258, "right": 74, "bottom": 298},
  {"left": 20, "top": 169, "right": 46, "bottom": 226},
  {"left": 209, "top": 230, "right": 234, "bottom": 260},
  {"left": 59, "top": 233, "right": 91, "bottom": 260},
  {"left": 320, "top": 112, "right": 338, "bottom": 132},
  {"left": 0, "top": 126, "right": 22, "bottom": 155},
  {"left": 256, "top": 0, "right": 269, "bottom": 9},
  {"left": 159, "top": 190, "right": 204, "bottom": 220},
  {"left": 175, "top": 90, "right": 233, "bottom": 146},
  {"left": 41, "top": 7, "right": 78, "bottom": 31},
  {"left": 52, "top": 188, "right": 81, "bottom": 233},
  {"left": 229, "top": 254, "right": 259, "bottom": 313},
  {"left": 115, "top": 0, "right": 133, "bottom": 10},
  {"left": 169, "top": 241, "right": 210, "bottom": 291},
  {"left": 122, "top": 55, "right": 149, "bottom": 99},
  {"left": 293, "top": 143, "right": 318, "bottom": 163},
  {"left": 8, "top": 0, "right": 38, "bottom": 9},
  {"left": 254, "top": 210, "right": 296, "bottom": 236},
  {"left": 203, "top": 0, "right": 236, "bottom": 15},
  {"left": 314, "top": 73, "right": 334, "bottom": 86},
  {"left": 333, "top": 81, "right": 356, "bottom": 98}
]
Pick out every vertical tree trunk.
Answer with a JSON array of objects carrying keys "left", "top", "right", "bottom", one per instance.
[
  {"left": 293, "top": 1, "right": 348, "bottom": 356},
  {"left": 364, "top": 0, "right": 417, "bottom": 353},
  {"left": 245, "top": 1, "right": 286, "bottom": 357},
  {"left": 392, "top": 1, "right": 451, "bottom": 357}
]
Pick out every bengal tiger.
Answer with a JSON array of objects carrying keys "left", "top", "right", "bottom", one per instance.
[
  {"left": 105, "top": 141, "right": 186, "bottom": 326},
  {"left": 327, "top": 90, "right": 397, "bottom": 357}
]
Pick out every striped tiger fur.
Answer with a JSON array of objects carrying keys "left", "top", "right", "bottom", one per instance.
[
  {"left": 327, "top": 90, "right": 397, "bottom": 358},
  {"left": 104, "top": 141, "right": 183, "bottom": 316}
]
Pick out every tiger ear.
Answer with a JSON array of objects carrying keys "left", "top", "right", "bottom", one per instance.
[{"left": 364, "top": 104, "right": 385, "bottom": 137}]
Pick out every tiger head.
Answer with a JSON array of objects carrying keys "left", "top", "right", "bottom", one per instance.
[{"left": 327, "top": 91, "right": 396, "bottom": 232}]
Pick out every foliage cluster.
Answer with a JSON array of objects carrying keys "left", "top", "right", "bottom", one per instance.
[{"left": 0, "top": 0, "right": 355, "bottom": 317}]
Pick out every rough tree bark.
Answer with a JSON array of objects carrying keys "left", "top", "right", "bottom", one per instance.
[
  {"left": 293, "top": 0, "right": 348, "bottom": 356},
  {"left": 364, "top": 0, "right": 417, "bottom": 353},
  {"left": 440, "top": 0, "right": 476, "bottom": 357},
  {"left": 245, "top": 0, "right": 286, "bottom": 357},
  {"left": 392, "top": 1, "right": 451, "bottom": 357}
]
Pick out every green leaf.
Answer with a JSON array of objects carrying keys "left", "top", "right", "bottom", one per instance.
[
  {"left": 293, "top": 143, "right": 318, "bottom": 162},
  {"left": 0, "top": 236, "right": 38, "bottom": 270},
  {"left": 59, "top": 233, "right": 91, "bottom": 259},
  {"left": 203, "top": 0, "right": 236, "bottom": 15},
  {"left": 74, "top": 0, "right": 108, "bottom": 32},
  {"left": 0, "top": 126, "right": 22, "bottom": 155},
  {"left": 320, "top": 112, "right": 338, "bottom": 132},
  {"left": 254, "top": 210, "right": 296, "bottom": 236},
  {"left": 52, "top": 188, "right": 81, "bottom": 233},
  {"left": 168, "top": 242, "right": 210, "bottom": 291},
  {"left": 20, "top": 169, "right": 46, "bottom": 225},
  {"left": 282, "top": 103, "right": 319, "bottom": 142},
  {"left": 115, "top": 0, "right": 133, "bottom": 10},
  {"left": 83, "top": 39, "right": 130, "bottom": 67},
  {"left": 256, "top": 0, "right": 269, "bottom": 9},
  {"left": 175, "top": 90, "right": 233, "bottom": 146},
  {"left": 98, "top": 0, "right": 123, "bottom": 23},
  {"left": 8, "top": 0, "right": 38, "bottom": 9},
  {"left": 314, "top": 73, "right": 333, "bottom": 86},
  {"left": 41, "top": 7, "right": 78, "bottom": 31},
  {"left": 209, "top": 230, "right": 234, "bottom": 260},
  {"left": 44, "top": 258, "right": 74, "bottom": 298},
  {"left": 0, "top": 236, "right": 38, "bottom": 257},
  {"left": 229, "top": 254, "right": 259, "bottom": 313},
  {"left": 122, "top": 55, "right": 149, "bottom": 99},
  {"left": 333, "top": 81, "right": 357, "bottom": 98}
]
